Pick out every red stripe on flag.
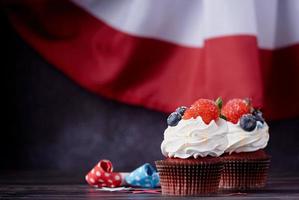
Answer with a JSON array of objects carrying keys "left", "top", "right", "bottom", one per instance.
[
  {"left": 261, "top": 45, "right": 299, "bottom": 119},
  {"left": 7, "top": 1, "right": 299, "bottom": 120}
]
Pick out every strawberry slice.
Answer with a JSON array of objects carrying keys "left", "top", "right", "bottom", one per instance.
[
  {"left": 222, "top": 98, "right": 251, "bottom": 124},
  {"left": 182, "top": 98, "right": 220, "bottom": 124}
]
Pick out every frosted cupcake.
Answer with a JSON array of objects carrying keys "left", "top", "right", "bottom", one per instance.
[
  {"left": 220, "top": 98, "right": 270, "bottom": 190},
  {"left": 155, "top": 98, "right": 228, "bottom": 196}
]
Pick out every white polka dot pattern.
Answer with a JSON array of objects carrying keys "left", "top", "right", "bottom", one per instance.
[
  {"left": 85, "top": 160, "right": 123, "bottom": 188},
  {"left": 124, "top": 163, "right": 160, "bottom": 188}
]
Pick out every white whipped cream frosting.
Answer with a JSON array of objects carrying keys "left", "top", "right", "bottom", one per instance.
[
  {"left": 161, "top": 117, "right": 228, "bottom": 158},
  {"left": 225, "top": 121, "right": 269, "bottom": 154}
]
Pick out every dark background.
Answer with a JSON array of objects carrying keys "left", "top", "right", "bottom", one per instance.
[{"left": 2, "top": 13, "right": 299, "bottom": 176}]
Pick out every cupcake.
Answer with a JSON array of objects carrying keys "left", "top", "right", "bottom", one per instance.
[
  {"left": 220, "top": 98, "right": 270, "bottom": 190},
  {"left": 155, "top": 98, "right": 228, "bottom": 196}
]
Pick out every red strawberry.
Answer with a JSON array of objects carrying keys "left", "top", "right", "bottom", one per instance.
[
  {"left": 182, "top": 98, "right": 220, "bottom": 124},
  {"left": 222, "top": 98, "right": 251, "bottom": 124}
]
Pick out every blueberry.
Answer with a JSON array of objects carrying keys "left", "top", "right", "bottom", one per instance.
[
  {"left": 240, "top": 114, "right": 257, "bottom": 132},
  {"left": 167, "top": 112, "right": 181, "bottom": 126},
  {"left": 252, "top": 110, "right": 264, "bottom": 124},
  {"left": 175, "top": 106, "right": 187, "bottom": 116}
]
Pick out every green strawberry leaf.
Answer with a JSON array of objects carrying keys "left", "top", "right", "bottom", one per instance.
[
  {"left": 215, "top": 97, "right": 223, "bottom": 109},
  {"left": 244, "top": 97, "right": 252, "bottom": 106},
  {"left": 220, "top": 114, "right": 227, "bottom": 120}
]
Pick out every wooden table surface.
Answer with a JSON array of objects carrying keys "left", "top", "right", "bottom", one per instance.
[{"left": 1, "top": 171, "right": 299, "bottom": 199}]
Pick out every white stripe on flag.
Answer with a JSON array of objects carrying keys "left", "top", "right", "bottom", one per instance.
[{"left": 73, "top": 0, "right": 299, "bottom": 49}]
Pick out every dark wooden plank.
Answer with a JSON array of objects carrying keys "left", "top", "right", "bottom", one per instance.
[{"left": 0, "top": 171, "right": 298, "bottom": 199}]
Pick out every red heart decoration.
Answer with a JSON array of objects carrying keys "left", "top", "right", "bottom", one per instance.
[{"left": 85, "top": 160, "right": 122, "bottom": 188}]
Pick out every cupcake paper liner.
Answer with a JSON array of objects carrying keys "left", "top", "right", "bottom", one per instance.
[
  {"left": 155, "top": 160, "right": 223, "bottom": 196},
  {"left": 219, "top": 158, "right": 270, "bottom": 190}
]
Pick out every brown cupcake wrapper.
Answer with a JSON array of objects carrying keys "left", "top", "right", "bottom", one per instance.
[
  {"left": 155, "top": 160, "right": 223, "bottom": 196},
  {"left": 220, "top": 158, "right": 270, "bottom": 190}
]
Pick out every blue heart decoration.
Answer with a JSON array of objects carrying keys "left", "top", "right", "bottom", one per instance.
[{"left": 125, "top": 163, "right": 160, "bottom": 188}]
